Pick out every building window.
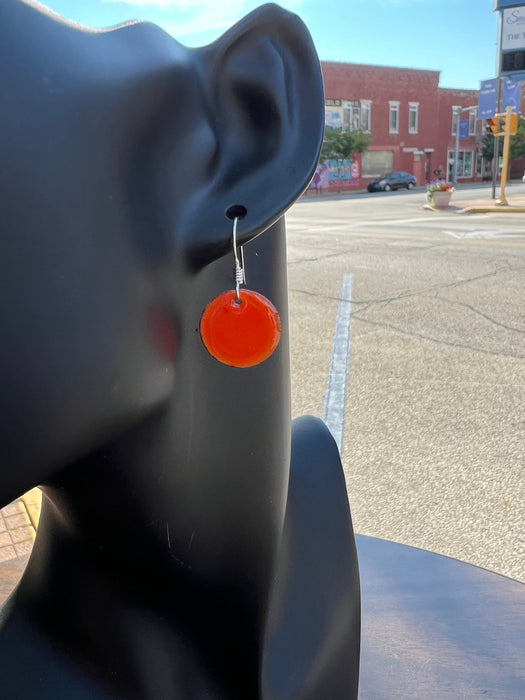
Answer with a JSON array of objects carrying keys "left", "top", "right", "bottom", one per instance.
[
  {"left": 448, "top": 150, "right": 474, "bottom": 179},
  {"left": 361, "top": 101, "right": 371, "bottom": 131},
  {"left": 389, "top": 101, "right": 399, "bottom": 134},
  {"left": 469, "top": 108, "right": 477, "bottom": 136},
  {"left": 476, "top": 153, "right": 483, "bottom": 178},
  {"left": 325, "top": 108, "right": 343, "bottom": 129},
  {"left": 326, "top": 100, "right": 370, "bottom": 132},
  {"left": 408, "top": 102, "right": 419, "bottom": 134},
  {"left": 350, "top": 105, "right": 361, "bottom": 131},
  {"left": 342, "top": 100, "right": 361, "bottom": 131},
  {"left": 451, "top": 106, "right": 461, "bottom": 135},
  {"left": 362, "top": 150, "right": 394, "bottom": 177}
]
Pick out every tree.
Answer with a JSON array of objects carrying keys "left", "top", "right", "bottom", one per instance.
[
  {"left": 481, "top": 116, "right": 525, "bottom": 163},
  {"left": 509, "top": 116, "right": 525, "bottom": 161},
  {"left": 320, "top": 127, "right": 371, "bottom": 191}
]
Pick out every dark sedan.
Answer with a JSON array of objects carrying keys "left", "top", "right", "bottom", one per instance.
[{"left": 367, "top": 172, "right": 417, "bottom": 192}]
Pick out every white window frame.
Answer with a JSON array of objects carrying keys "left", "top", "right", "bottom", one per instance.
[
  {"left": 341, "top": 101, "right": 361, "bottom": 131},
  {"left": 451, "top": 105, "right": 461, "bottom": 136},
  {"left": 448, "top": 149, "right": 474, "bottom": 178},
  {"left": 468, "top": 108, "right": 477, "bottom": 136},
  {"left": 389, "top": 101, "right": 400, "bottom": 134},
  {"left": 361, "top": 100, "right": 371, "bottom": 132},
  {"left": 408, "top": 102, "right": 419, "bottom": 134}
]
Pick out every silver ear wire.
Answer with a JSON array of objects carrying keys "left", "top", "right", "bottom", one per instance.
[{"left": 232, "top": 217, "right": 246, "bottom": 302}]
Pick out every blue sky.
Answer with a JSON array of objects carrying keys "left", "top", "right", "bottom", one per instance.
[{"left": 38, "top": 0, "right": 499, "bottom": 90}]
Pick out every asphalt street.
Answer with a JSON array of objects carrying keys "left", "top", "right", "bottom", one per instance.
[{"left": 286, "top": 184, "right": 525, "bottom": 583}]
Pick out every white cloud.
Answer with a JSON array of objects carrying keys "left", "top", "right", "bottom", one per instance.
[
  {"left": 103, "top": 0, "right": 305, "bottom": 41},
  {"left": 104, "top": 0, "right": 257, "bottom": 10}
]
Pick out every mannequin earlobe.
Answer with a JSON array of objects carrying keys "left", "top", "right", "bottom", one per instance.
[{"left": 181, "top": 4, "right": 324, "bottom": 268}]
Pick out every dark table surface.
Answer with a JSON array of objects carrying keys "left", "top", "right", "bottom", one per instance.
[
  {"left": 1, "top": 540, "right": 524, "bottom": 698},
  {"left": 357, "top": 535, "right": 525, "bottom": 699}
]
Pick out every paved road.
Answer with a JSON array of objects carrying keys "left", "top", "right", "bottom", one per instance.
[{"left": 286, "top": 185, "right": 525, "bottom": 583}]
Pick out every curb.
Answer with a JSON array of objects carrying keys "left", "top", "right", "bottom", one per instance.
[
  {"left": 423, "top": 203, "right": 525, "bottom": 214},
  {"left": 458, "top": 205, "right": 525, "bottom": 214}
]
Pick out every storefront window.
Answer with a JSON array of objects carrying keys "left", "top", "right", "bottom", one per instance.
[
  {"left": 362, "top": 150, "right": 394, "bottom": 177},
  {"left": 448, "top": 150, "right": 474, "bottom": 179}
]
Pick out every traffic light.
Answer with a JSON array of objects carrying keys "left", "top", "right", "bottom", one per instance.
[
  {"left": 486, "top": 117, "right": 500, "bottom": 135},
  {"left": 503, "top": 113, "right": 519, "bottom": 135}
]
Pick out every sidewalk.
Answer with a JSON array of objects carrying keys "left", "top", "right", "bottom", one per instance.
[
  {"left": 302, "top": 181, "right": 525, "bottom": 212},
  {"left": 0, "top": 489, "right": 41, "bottom": 564},
  {"left": 0, "top": 489, "right": 41, "bottom": 603},
  {"left": 426, "top": 191, "right": 525, "bottom": 214}
]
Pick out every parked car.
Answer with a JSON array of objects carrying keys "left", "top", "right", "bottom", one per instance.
[{"left": 367, "top": 172, "right": 417, "bottom": 192}]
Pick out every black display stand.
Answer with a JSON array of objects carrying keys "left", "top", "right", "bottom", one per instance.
[{"left": 0, "top": 2, "right": 360, "bottom": 697}]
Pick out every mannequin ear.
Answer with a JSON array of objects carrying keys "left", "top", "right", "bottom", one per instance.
[{"left": 178, "top": 4, "right": 324, "bottom": 267}]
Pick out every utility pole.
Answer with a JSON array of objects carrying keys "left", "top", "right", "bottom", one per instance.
[
  {"left": 490, "top": 2, "right": 525, "bottom": 197},
  {"left": 492, "top": 7, "right": 503, "bottom": 199},
  {"left": 491, "top": 78, "right": 502, "bottom": 199},
  {"left": 496, "top": 106, "right": 518, "bottom": 206},
  {"left": 452, "top": 108, "right": 460, "bottom": 187}
]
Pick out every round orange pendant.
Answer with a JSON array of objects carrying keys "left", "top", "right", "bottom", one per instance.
[{"left": 200, "top": 289, "right": 281, "bottom": 368}]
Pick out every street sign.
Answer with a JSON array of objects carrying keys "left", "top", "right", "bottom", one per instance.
[
  {"left": 499, "top": 6, "right": 525, "bottom": 79},
  {"left": 494, "top": 1, "right": 525, "bottom": 7},
  {"left": 478, "top": 79, "right": 498, "bottom": 118},
  {"left": 501, "top": 6, "right": 525, "bottom": 51},
  {"left": 459, "top": 121, "right": 469, "bottom": 139}
]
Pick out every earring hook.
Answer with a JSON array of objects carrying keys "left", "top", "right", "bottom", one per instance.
[{"left": 232, "top": 217, "right": 245, "bottom": 302}]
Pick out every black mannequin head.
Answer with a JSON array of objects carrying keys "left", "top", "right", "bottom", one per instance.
[{"left": 0, "top": 0, "right": 323, "bottom": 506}]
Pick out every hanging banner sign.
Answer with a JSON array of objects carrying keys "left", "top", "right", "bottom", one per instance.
[
  {"left": 502, "top": 76, "right": 521, "bottom": 111},
  {"left": 478, "top": 77, "right": 522, "bottom": 118},
  {"left": 478, "top": 79, "right": 498, "bottom": 118}
]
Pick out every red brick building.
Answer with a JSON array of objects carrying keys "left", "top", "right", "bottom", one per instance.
[{"left": 317, "top": 61, "right": 486, "bottom": 191}]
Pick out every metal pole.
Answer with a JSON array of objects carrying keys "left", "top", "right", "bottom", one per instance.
[
  {"left": 492, "top": 11, "right": 503, "bottom": 200},
  {"left": 491, "top": 77, "right": 502, "bottom": 199},
  {"left": 452, "top": 108, "right": 460, "bottom": 186},
  {"left": 496, "top": 105, "right": 512, "bottom": 206},
  {"left": 491, "top": 133, "right": 499, "bottom": 199}
]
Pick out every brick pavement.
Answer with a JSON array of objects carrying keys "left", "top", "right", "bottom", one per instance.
[{"left": 0, "top": 488, "right": 41, "bottom": 564}]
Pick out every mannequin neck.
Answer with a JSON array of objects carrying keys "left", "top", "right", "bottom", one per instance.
[{"left": 9, "top": 409, "right": 270, "bottom": 699}]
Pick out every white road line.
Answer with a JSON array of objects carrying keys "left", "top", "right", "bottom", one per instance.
[
  {"left": 323, "top": 274, "right": 353, "bottom": 452},
  {"left": 442, "top": 229, "right": 525, "bottom": 239}
]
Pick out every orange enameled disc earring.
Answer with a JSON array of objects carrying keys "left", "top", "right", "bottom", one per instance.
[{"left": 200, "top": 216, "right": 281, "bottom": 368}]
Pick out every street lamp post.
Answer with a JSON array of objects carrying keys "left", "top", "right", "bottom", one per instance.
[
  {"left": 492, "top": 77, "right": 503, "bottom": 200},
  {"left": 452, "top": 106, "right": 476, "bottom": 188},
  {"left": 452, "top": 108, "right": 461, "bottom": 187}
]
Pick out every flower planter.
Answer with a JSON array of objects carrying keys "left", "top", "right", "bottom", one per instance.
[{"left": 431, "top": 190, "right": 452, "bottom": 208}]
